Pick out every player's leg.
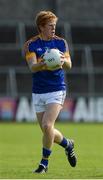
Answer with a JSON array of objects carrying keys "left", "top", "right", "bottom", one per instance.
[
  {"left": 37, "top": 113, "right": 67, "bottom": 147},
  {"left": 42, "top": 102, "right": 77, "bottom": 168},
  {"left": 54, "top": 128, "right": 77, "bottom": 167},
  {"left": 38, "top": 115, "right": 66, "bottom": 145},
  {"left": 34, "top": 103, "right": 62, "bottom": 173},
  {"left": 42, "top": 103, "right": 62, "bottom": 149}
]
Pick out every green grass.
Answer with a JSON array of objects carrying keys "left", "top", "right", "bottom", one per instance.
[{"left": 0, "top": 122, "right": 103, "bottom": 179}]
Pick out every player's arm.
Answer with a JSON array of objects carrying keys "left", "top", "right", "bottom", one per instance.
[
  {"left": 61, "top": 40, "right": 72, "bottom": 70},
  {"left": 25, "top": 52, "right": 47, "bottom": 72},
  {"left": 62, "top": 51, "right": 72, "bottom": 70}
]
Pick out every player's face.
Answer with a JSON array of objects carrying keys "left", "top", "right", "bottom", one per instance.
[{"left": 40, "top": 20, "right": 56, "bottom": 40}]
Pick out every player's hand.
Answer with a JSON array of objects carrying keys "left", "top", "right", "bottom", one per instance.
[{"left": 39, "top": 61, "right": 48, "bottom": 70}]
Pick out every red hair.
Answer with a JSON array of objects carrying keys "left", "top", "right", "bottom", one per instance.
[{"left": 35, "top": 11, "right": 58, "bottom": 32}]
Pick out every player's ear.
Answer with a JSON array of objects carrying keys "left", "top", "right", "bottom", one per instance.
[{"left": 39, "top": 25, "right": 44, "bottom": 32}]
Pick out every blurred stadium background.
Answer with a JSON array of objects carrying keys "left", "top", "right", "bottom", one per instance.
[{"left": 0, "top": 0, "right": 103, "bottom": 122}]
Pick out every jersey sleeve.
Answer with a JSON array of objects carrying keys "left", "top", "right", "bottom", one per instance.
[
  {"left": 63, "top": 39, "right": 71, "bottom": 58},
  {"left": 24, "top": 40, "right": 36, "bottom": 61}
]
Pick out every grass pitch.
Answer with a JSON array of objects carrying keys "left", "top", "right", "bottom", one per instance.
[{"left": 0, "top": 122, "right": 103, "bottom": 179}]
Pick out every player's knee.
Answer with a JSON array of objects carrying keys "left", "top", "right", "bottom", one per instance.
[{"left": 42, "top": 123, "right": 52, "bottom": 134}]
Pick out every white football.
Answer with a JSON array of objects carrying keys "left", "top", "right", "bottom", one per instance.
[{"left": 43, "top": 48, "right": 62, "bottom": 70}]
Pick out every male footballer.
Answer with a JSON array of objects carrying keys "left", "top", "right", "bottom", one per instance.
[{"left": 24, "top": 10, "right": 77, "bottom": 173}]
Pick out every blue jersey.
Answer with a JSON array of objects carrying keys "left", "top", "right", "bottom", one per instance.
[{"left": 24, "top": 35, "right": 69, "bottom": 94}]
